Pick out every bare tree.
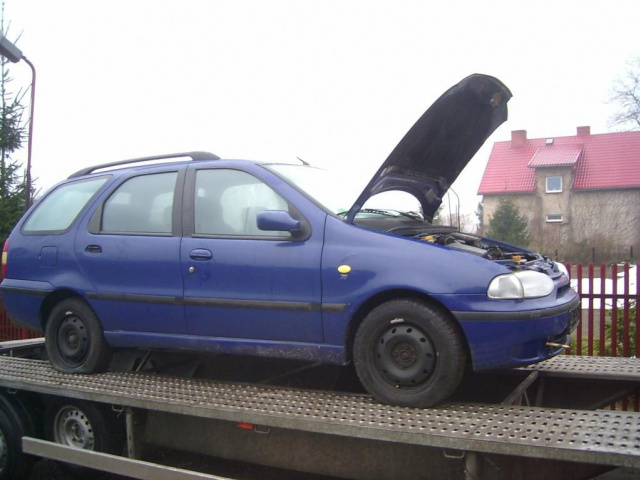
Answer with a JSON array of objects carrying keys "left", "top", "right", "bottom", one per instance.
[
  {"left": 568, "top": 190, "right": 640, "bottom": 262},
  {"left": 436, "top": 211, "right": 478, "bottom": 234},
  {"left": 609, "top": 56, "right": 640, "bottom": 131}
]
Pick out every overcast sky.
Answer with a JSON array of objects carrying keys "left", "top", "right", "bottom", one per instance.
[{"left": 4, "top": 0, "right": 639, "bottom": 218}]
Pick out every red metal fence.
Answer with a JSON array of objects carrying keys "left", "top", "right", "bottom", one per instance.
[
  {"left": 0, "top": 305, "right": 40, "bottom": 341},
  {"left": 568, "top": 263, "right": 638, "bottom": 357},
  {"left": 1, "top": 263, "right": 639, "bottom": 405},
  {"left": 567, "top": 262, "right": 638, "bottom": 410}
]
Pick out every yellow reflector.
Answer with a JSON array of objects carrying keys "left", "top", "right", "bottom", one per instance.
[{"left": 338, "top": 265, "right": 351, "bottom": 274}]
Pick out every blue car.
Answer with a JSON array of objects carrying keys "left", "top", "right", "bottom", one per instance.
[{"left": 0, "top": 75, "right": 579, "bottom": 407}]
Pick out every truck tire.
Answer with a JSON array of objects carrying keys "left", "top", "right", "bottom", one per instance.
[
  {"left": 44, "top": 398, "right": 124, "bottom": 455},
  {"left": 45, "top": 298, "right": 112, "bottom": 373},
  {"left": 353, "top": 299, "right": 467, "bottom": 407},
  {"left": 0, "top": 395, "right": 35, "bottom": 480}
]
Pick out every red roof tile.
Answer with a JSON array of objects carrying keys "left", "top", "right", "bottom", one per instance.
[
  {"left": 478, "top": 130, "right": 640, "bottom": 195},
  {"left": 528, "top": 144, "right": 582, "bottom": 167}
]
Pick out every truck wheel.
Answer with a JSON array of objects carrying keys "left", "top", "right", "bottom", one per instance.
[
  {"left": 45, "top": 298, "right": 112, "bottom": 373},
  {"left": 353, "top": 299, "right": 467, "bottom": 407},
  {"left": 45, "top": 398, "right": 124, "bottom": 455},
  {"left": 0, "top": 396, "right": 35, "bottom": 480}
]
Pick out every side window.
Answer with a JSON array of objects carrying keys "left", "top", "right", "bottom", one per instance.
[
  {"left": 545, "top": 213, "right": 563, "bottom": 223},
  {"left": 23, "top": 177, "right": 108, "bottom": 233},
  {"left": 102, "top": 172, "right": 178, "bottom": 234},
  {"left": 545, "top": 176, "right": 562, "bottom": 193},
  {"left": 195, "top": 169, "right": 290, "bottom": 237}
]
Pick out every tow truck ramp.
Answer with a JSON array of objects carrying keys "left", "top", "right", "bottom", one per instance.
[{"left": 0, "top": 351, "right": 639, "bottom": 479}]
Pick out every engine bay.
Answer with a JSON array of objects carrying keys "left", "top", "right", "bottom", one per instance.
[
  {"left": 414, "top": 229, "right": 540, "bottom": 262},
  {"left": 352, "top": 209, "right": 544, "bottom": 268}
]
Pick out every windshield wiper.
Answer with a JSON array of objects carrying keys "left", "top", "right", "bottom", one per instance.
[
  {"left": 360, "top": 208, "right": 399, "bottom": 217},
  {"left": 398, "top": 210, "right": 424, "bottom": 220}
]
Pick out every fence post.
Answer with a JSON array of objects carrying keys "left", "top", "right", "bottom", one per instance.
[
  {"left": 586, "top": 263, "right": 594, "bottom": 356},
  {"left": 635, "top": 263, "right": 639, "bottom": 359},
  {"left": 622, "top": 263, "right": 630, "bottom": 358},
  {"left": 576, "top": 263, "right": 583, "bottom": 355},
  {"left": 611, "top": 263, "right": 618, "bottom": 357}
]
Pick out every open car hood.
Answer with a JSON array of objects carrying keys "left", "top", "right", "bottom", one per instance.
[{"left": 346, "top": 74, "right": 512, "bottom": 223}]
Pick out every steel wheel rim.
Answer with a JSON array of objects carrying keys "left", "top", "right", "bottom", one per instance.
[
  {"left": 57, "top": 314, "right": 89, "bottom": 363},
  {"left": 374, "top": 322, "right": 436, "bottom": 388},
  {"left": 53, "top": 406, "right": 95, "bottom": 450}
]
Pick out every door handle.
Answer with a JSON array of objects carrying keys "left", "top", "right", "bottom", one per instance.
[
  {"left": 85, "top": 245, "right": 102, "bottom": 254},
  {"left": 189, "top": 249, "right": 213, "bottom": 261}
]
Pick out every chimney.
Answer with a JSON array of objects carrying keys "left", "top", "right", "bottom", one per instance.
[
  {"left": 511, "top": 130, "right": 527, "bottom": 147},
  {"left": 577, "top": 126, "right": 591, "bottom": 136}
]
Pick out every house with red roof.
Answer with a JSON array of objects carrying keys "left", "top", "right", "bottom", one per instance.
[{"left": 478, "top": 127, "right": 640, "bottom": 261}]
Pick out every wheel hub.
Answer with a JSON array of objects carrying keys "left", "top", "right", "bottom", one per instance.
[
  {"left": 57, "top": 315, "right": 89, "bottom": 362},
  {"left": 55, "top": 407, "right": 95, "bottom": 450},
  {"left": 375, "top": 324, "right": 436, "bottom": 388},
  {"left": 391, "top": 342, "right": 418, "bottom": 368}
]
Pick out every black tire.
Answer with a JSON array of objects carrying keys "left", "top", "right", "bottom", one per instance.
[
  {"left": 353, "top": 299, "right": 467, "bottom": 407},
  {"left": 0, "top": 395, "right": 36, "bottom": 480},
  {"left": 45, "top": 298, "right": 112, "bottom": 373},
  {"left": 44, "top": 398, "right": 125, "bottom": 455}
]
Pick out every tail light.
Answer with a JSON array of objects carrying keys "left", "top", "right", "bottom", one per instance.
[{"left": 2, "top": 240, "right": 8, "bottom": 279}]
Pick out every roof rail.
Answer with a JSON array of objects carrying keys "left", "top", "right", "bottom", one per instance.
[{"left": 68, "top": 151, "right": 220, "bottom": 178}]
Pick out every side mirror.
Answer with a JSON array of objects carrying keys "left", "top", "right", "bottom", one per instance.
[{"left": 257, "top": 210, "right": 300, "bottom": 232}]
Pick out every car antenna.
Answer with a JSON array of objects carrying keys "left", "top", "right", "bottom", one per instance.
[{"left": 296, "top": 156, "right": 310, "bottom": 166}]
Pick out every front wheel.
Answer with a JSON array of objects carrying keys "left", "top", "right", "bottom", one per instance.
[
  {"left": 353, "top": 299, "right": 467, "bottom": 407},
  {"left": 45, "top": 298, "right": 112, "bottom": 373}
]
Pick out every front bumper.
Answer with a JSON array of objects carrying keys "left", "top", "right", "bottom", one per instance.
[{"left": 453, "top": 295, "right": 581, "bottom": 371}]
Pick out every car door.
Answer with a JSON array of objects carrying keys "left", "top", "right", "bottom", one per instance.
[
  {"left": 181, "top": 166, "right": 324, "bottom": 343},
  {"left": 75, "top": 169, "right": 188, "bottom": 334}
]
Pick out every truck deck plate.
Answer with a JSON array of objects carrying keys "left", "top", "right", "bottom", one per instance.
[
  {"left": 521, "top": 355, "right": 640, "bottom": 381},
  {"left": 0, "top": 355, "right": 639, "bottom": 468}
]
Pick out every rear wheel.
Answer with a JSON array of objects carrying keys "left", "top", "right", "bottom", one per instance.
[
  {"left": 353, "top": 299, "right": 467, "bottom": 407},
  {"left": 44, "top": 397, "right": 125, "bottom": 472},
  {"left": 45, "top": 298, "right": 112, "bottom": 373}
]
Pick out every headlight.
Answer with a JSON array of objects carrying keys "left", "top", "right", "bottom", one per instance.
[
  {"left": 488, "top": 271, "right": 555, "bottom": 299},
  {"left": 554, "top": 261, "right": 569, "bottom": 278}
]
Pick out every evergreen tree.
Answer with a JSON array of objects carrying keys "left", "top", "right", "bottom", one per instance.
[
  {"left": 486, "top": 197, "right": 530, "bottom": 246},
  {"left": 0, "top": 8, "right": 28, "bottom": 241}
]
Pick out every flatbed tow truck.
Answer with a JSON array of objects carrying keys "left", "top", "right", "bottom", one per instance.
[{"left": 0, "top": 338, "right": 639, "bottom": 480}]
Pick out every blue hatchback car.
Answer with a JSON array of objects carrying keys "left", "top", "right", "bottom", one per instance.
[{"left": 1, "top": 75, "right": 579, "bottom": 407}]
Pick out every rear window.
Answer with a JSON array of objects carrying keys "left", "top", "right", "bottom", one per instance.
[{"left": 22, "top": 177, "right": 108, "bottom": 233}]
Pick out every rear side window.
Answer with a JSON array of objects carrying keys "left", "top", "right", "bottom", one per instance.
[
  {"left": 22, "top": 177, "right": 108, "bottom": 233},
  {"left": 102, "top": 172, "right": 177, "bottom": 234}
]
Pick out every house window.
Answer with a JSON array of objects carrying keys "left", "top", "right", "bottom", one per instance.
[
  {"left": 546, "top": 214, "right": 563, "bottom": 223},
  {"left": 545, "top": 176, "right": 562, "bottom": 193}
]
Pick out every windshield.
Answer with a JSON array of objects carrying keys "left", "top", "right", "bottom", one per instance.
[
  {"left": 268, "top": 163, "right": 424, "bottom": 219},
  {"left": 267, "top": 164, "right": 360, "bottom": 215}
]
